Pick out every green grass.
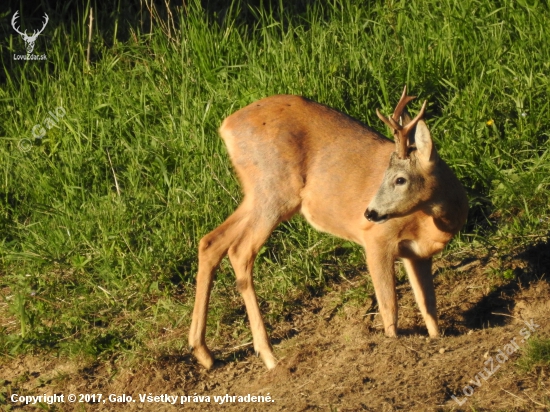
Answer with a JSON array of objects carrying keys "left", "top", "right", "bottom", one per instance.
[
  {"left": 1, "top": 0, "right": 550, "bottom": 361},
  {"left": 517, "top": 337, "right": 550, "bottom": 372}
]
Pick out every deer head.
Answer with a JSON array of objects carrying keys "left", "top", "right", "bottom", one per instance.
[
  {"left": 365, "top": 86, "right": 439, "bottom": 223},
  {"left": 12, "top": 11, "right": 49, "bottom": 54}
]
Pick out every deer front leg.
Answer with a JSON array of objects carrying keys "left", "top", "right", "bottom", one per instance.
[
  {"left": 365, "top": 243, "right": 398, "bottom": 337},
  {"left": 402, "top": 257, "right": 439, "bottom": 337}
]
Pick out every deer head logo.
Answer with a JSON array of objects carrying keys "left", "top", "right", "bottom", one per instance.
[{"left": 11, "top": 11, "right": 49, "bottom": 54}]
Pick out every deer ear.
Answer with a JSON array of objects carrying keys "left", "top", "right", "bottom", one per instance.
[{"left": 414, "top": 120, "right": 438, "bottom": 165}]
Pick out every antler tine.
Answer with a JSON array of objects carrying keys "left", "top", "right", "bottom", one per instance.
[
  {"left": 376, "top": 108, "right": 400, "bottom": 131},
  {"left": 377, "top": 107, "right": 408, "bottom": 159},
  {"left": 392, "top": 85, "right": 416, "bottom": 124},
  {"left": 402, "top": 100, "right": 428, "bottom": 137}
]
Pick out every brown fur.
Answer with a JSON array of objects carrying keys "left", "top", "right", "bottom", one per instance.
[{"left": 188, "top": 91, "right": 468, "bottom": 370}]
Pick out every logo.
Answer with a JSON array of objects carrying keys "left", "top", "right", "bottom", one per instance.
[
  {"left": 18, "top": 106, "right": 66, "bottom": 152},
  {"left": 11, "top": 11, "right": 48, "bottom": 59}
]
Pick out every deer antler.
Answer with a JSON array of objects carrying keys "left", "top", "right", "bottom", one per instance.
[
  {"left": 392, "top": 85, "right": 416, "bottom": 126},
  {"left": 11, "top": 11, "right": 26, "bottom": 37},
  {"left": 376, "top": 86, "right": 427, "bottom": 159},
  {"left": 31, "top": 13, "right": 49, "bottom": 39},
  {"left": 11, "top": 12, "right": 49, "bottom": 39}
]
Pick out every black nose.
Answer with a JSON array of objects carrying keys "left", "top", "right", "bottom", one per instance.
[
  {"left": 365, "top": 209, "right": 389, "bottom": 222},
  {"left": 365, "top": 209, "right": 378, "bottom": 221}
]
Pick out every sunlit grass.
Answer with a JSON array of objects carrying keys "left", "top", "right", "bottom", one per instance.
[{"left": 0, "top": 0, "right": 549, "bottom": 361}]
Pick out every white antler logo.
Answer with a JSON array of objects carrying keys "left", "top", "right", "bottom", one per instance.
[{"left": 11, "top": 11, "right": 49, "bottom": 54}]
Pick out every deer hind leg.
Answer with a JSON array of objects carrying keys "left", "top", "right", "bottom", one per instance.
[
  {"left": 402, "top": 257, "right": 439, "bottom": 337},
  {"left": 226, "top": 214, "right": 282, "bottom": 369},
  {"left": 188, "top": 202, "right": 254, "bottom": 369},
  {"left": 189, "top": 197, "right": 290, "bottom": 370},
  {"left": 364, "top": 240, "right": 398, "bottom": 337}
]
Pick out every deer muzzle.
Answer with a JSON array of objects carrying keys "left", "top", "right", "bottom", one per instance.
[{"left": 364, "top": 208, "right": 389, "bottom": 223}]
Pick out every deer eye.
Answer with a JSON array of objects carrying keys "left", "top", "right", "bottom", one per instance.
[{"left": 395, "top": 177, "right": 406, "bottom": 185}]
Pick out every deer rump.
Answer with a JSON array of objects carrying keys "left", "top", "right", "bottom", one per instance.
[{"left": 188, "top": 87, "right": 469, "bottom": 370}]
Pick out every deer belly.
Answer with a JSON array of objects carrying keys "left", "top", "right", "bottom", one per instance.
[{"left": 300, "top": 202, "right": 362, "bottom": 243}]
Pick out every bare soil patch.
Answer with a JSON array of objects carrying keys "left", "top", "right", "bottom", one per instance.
[{"left": 2, "top": 242, "right": 550, "bottom": 411}]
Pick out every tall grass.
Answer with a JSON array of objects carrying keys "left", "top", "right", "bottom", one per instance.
[{"left": 0, "top": 0, "right": 549, "bottom": 359}]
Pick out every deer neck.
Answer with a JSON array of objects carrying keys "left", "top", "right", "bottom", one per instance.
[{"left": 427, "top": 166, "right": 468, "bottom": 235}]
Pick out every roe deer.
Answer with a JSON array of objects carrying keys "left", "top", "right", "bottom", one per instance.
[{"left": 188, "top": 87, "right": 468, "bottom": 370}]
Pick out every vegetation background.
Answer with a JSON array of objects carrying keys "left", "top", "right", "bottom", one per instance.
[{"left": 0, "top": 0, "right": 549, "bottom": 400}]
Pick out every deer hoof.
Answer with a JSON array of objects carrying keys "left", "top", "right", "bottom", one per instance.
[
  {"left": 259, "top": 351, "right": 277, "bottom": 370},
  {"left": 193, "top": 345, "right": 215, "bottom": 370},
  {"left": 384, "top": 327, "right": 398, "bottom": 338}
]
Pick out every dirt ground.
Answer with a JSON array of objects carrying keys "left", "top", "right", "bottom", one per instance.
[{"left": 2, "top": 241, "right": 550, "bottom": 411}]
